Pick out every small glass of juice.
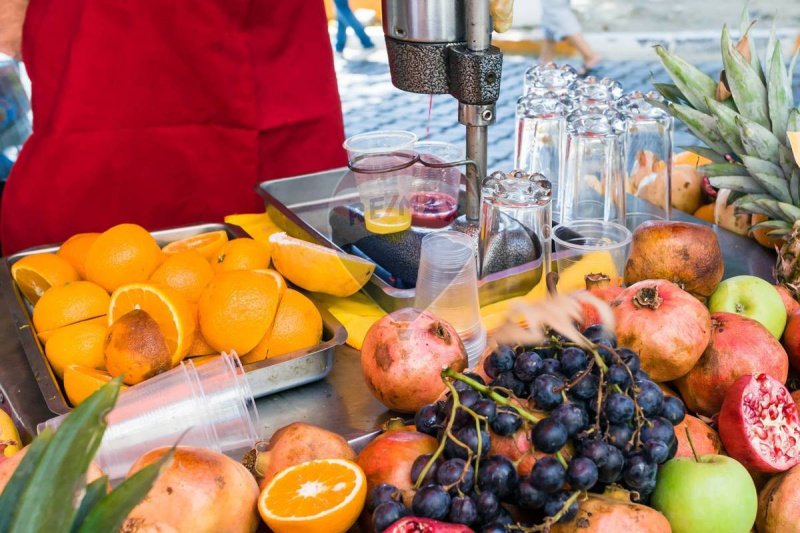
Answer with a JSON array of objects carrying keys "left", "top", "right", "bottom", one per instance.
[
  {"left": 410, "top": 141, "right": 463, "bottom": 229},
  {"left": 344, "top": 131, "right": 417, "bottom": 234}
]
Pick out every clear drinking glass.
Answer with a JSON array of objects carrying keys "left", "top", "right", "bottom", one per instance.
[
  {"left": 415, "top": 231, "right": 487, "bottom": 367},
  {"left": 514, "top": 93, "right": 568, "bottom": 218},
  {"left": 524, "top": 63, "right": 578, "bottom": 96},
  {"left": 410, "top": 141, "right": 464, "bottom": 229},
  {"left": 480, "top": 171, "right": 553, "bottom": 277},
  {"left": 617, "top": 91, "right": 674, "bottom": 228},
  {"left": 566, "top": 76, "right": 624, "bottom": 114},
  {"left": 560, "top": 111, "right": 628, "bottom": 226},
  {"left": 553, "top": 220, "right": 632, "bottom": 285},
  {"left": 344, "top": 130, "right": 417, "bottom": 235}
]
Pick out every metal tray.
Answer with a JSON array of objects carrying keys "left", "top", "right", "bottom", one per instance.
[
  {"left": 3, "top": 223, "right": 348, "bottom": 415},
  {"left": 259, "top": 168, "right": 543, "bottom": 312}
]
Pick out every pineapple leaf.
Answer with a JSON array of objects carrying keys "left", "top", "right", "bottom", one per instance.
[
  {"left": 655, "top": 45, "right": 717, "bottom": 113},
  {"left": 652, "top": 82, "right": 688, "bottom": 105},
  {"left": 741, "top": 155, "right": 786, "bottom": 179},
  {"left": 733, "top": 193, "right": 773, "bottom": 207},
  {"left": 705, "top": 97, "right": 747, "bottom": 155},
  {"left": 6, "top": 378, "right": 121, "bottom": 532},
  {"left": 754, "top": 199, "right": 799, "bottom": 222},
  {"left": 791, "top": 169, "right": 800, "bottom": 205},
  {"left": 70, "top": 477, "right": 109, "bottom": 533},
  {"left": 703, "top": 162, "right": 750, "bottom": 177},
  {"left": 747, "top": 172, "right": 792, "bottom": 204},
  {"left": 767, "top": 227, "right": 792, "bottom": 237},
  {"left": 776, "top": 201, "right": 800, "bottom": 222},
  {"left": 749, "top": 199, "right": 790, "bottom": 220},
  {"left": 722, "top": 25, "right": 770, "bottom": 128},
  {"left": 789, "top": 108, "right": 800, "bottom": 134},
  {"left": 767, "top": 40, "right": 793, "bottom": 143},
  {"left": 736, "top": 115, "right": 781, "bottom": 161},
  {"left": 789, "top": 50, "right": 799, "bottom": 92},
  {"left": 668, "top": 102, "right": 733, "bottom": 155},
  {"left": 736, "top": 201, "right": 779, "bottom": 218},
  {"left": 766, "top": 21, "right": 778, "bottom": 75},
  {"left": 678, "top": 145, "right": 727, "bottom": 163},
  {"left": 738, "top": 8, "right": 764, "bottom": 81},
  {"left": 0, "top": 430, "right": 54, "bottom": 531},
  {"left": 750, "top": 219, "right": 792, "bottom": 233},
  {"left": 709, "top": 175, "right": 767, "bottom": 194},
  {"left": 76, "top": 448, "right": 175, "bottom": 533},
  {"left": 779, "top": 144, "right": 799, "bottom": 178}
]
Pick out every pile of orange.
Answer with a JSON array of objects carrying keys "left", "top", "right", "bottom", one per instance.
[{"left": 12, "top": 220, "right": 334, "bottom": 407}]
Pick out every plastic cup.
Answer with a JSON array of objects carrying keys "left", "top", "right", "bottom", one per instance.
[
  {"left": 410, "top": 141, "right": 463, "bottom": 229},
  {"left": 38, "top": 353, "right": 258, "bottom": 481},
  {"left": 344, "top": 130, "right": 417, "bottom": 234},
  {"left": 415, "top": 231, "right": 487, "bottom": 367},
  {"left": 553, "top": 221, "right": 632, "bottom": 285}
]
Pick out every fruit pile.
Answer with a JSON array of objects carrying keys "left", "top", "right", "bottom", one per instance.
[
  {"left": 11, "top": 221, "right": 373, "bottom": 406},
  {"left": 362, "top": 326, "right": 685, "bottom": 532}
]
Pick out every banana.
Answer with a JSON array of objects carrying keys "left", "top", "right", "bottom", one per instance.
[{"left": 0, "top": 409, "right": 21, "bottom": 457}]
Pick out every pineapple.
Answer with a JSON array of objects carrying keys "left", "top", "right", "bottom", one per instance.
[{"left": 0, "top": 379, "right": 171, "bottom": 532}]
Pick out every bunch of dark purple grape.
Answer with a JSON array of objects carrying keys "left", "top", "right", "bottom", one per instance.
[{"left": 369, "top": 325, "right": 687, "bottom": 533}]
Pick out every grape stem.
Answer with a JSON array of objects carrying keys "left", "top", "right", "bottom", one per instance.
[
  {"left": 685, "top": 425, "right": 700, "bottom": 462},
  {"left": 508, "top": 490, "right": 583, "bottom": 532},
  {"left": 555, "top": 451, "right": 569, "bottom": 469},
  {"left": 442, "top": 368, "right": 542, "bottom": 424},
  {"left": 414, "top": 380, "right": 463, "bottom": 490}
]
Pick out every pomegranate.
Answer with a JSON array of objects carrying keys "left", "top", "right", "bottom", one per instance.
[
  {"left": 775, "top": 285, "right": 800, "bottom": 316},
  {"left": 356, "top": 423, "right": 437, "bottom": 503},
  {"left": 675, "top": 312, "right": 789, "bottom": 416},
  {"left": 551, "top": 486, "right": 671, "bottom": 532},
  {"left": 781, "top": 309, "right": 800, "bottom": 371},
  {"left": 0, "top": 446, "right": 104, "bottom": 493},
  {"left": 718, "top": 373, "right": 800, "bottom": 473},
  {"left": 793, "top": 390, "right": 800, "bottom": 411},
  {"left": 252, "top": 422, "right": 356, "bottom": 489},
  {"left": 674, "top": 415, "right": 724, "bottom": 458},
  {"left": 361, "top": 308, "right": 468, "bottom": 413},
  {"left": 579, "top": 273, "right": 624, "bottom": 328},
  {"left": 383, "top": 517, "right": 472, "bottom": 532},
  {"left": 611, "top": 280, "right": 711, "bottom": 382},
  {"left": 124, "top": 446, "right": 259, "bottom": 533},
  {"left": 623, "top": 221, "right": 724, "bottom": 300},
  {"left": 756, "top": 464, "right": 800, "bottom": 533}
]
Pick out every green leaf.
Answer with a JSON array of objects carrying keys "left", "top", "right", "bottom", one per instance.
[
  {"left": 0, "top": 430, "right": 53, "bottom": 531},
  {"left": 741, "top": 199, "right": 787, "bottom": 220},
  {"left": 776, "top": 201, "right": 800, "bottom": 223},
  {"left": 750, "top": 219, "right": 792, "bottom": 232},
  {"left": 741, "top": 155, "right": 786, "bottom": 179},
  {"left": 7, "top": 379, "right": 122, "bottom": 533},
  {"left": 678, "top": 145, "right": 727, "bottom": 163},
  {"left": 766, "top": 21, "right": 778, "bottom": 76},
  {"left": 736, "top": 115, "right": 781, "bottom": 161},
  {"left": 655, "top": 45, "right": 718, "bottom": 113},
  {"left": 748, "top": 172, "right": 792, "bottom": 204},
  {"left": 756, "top": 199, "right": 799, "bottom": 222},
  {"left": 779, "top": 144, "right": 799, "bottom": 178},
  {"left": 789, "top": 108, "right": 800, "bottom": 134},
  {"left": 722, "top": 25, "right": 770, "bottom": 128},
  {"left": 733, "top": 193, "right": 773, "bottom": 207},
  {"left": 706, "top": 97, "right": 747, "bottom": 155},
  {"left": 738, "top": 9, "right": 764, "bottom": 81},
  {"left": 70, "top": 477, "right": 109, "bottom": 533},
  {"left": 791, "top": 169, "right": 800, "bottom": 205},
  {"left": 789, "top": 50, "right": 799, "bottom": 91},
  {"left": 709, "top": 175, "right": 767, "bottom": 194},
  {"left": 652, "top": 82, "right": 688, "bottom": 105},
  {"left": 669, "top": 102, "right": 733, "bottom": 155},
  {"left": 77, "top": 448, "right": 174, "bottom": 533},
  {"left": 703, "top": 162, "right": 750, "bottom": 177},
  {"left": 767, "top": 40, "right": 793, "bottom": 144}
]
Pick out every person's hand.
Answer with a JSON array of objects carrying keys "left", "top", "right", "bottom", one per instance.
[
  {"left": 0, "top": 0, "right": 29, "bottom": 59},
  {"left": 490, "top": 0, "right": 514, "bottom": 33}
]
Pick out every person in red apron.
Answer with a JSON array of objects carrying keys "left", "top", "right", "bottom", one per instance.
[{"left": 0, "top": 0, "right": 347, "bottom": 254}]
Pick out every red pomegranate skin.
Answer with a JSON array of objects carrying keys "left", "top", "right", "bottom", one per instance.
[
  {"left": 611, "top": 280, "right": 711, "bottom": 382},
  {"left": 756, "top": 464, "right": 800, "bottom": 533},
  {"left": 579, "top": 286, "right": 624, "bottom": 329},
  {"left": 674, "top": 415, "right": 724, "bottom": 458},
  {"left": 781, "top": 309, "right": 800, "bottom": 372},
  {"left": 356, "top": 428, "right": 437, "bottom": 499},
  {"left": 384, "top": 517, "right": 472, "bottom": 533},
  {"left": 361, "top": 308, "right": 468, "bottom": 413},
  {"left": 775, "top": 285, "right": 800, "bottom": 316},
  {"left": 718, "top": 373, "right": 800, "bottom": 473},
  {"left": 676, "top": 312, "right": 789, "bottom": 416}
]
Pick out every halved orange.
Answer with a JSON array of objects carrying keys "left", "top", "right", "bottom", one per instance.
[
  {"left": 109, "top": 283, "right": 196, "bottom": 365},
  {"left": 258, "top": 458, "right": 367, "bottom": 533},
  {"left": 63, "top": 365, "right": 127, "bottom": 407},
  {"left": 162, "top": 231, "right": 228, "bottom": 262},
  {"left": 11, "top": 253, "right": 79, "bottom": 304}
]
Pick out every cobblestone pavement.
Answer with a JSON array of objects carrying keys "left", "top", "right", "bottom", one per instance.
[{"left": 337, "top": 54, "right": 800, "bottom": 172}]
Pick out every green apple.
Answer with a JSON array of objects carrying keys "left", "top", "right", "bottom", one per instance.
[
  {"left": 651, "top": 454, "right": 757, "bottom": 533},
  {"left": 708, "top": 275, "right": 787, "bottom": 338}
]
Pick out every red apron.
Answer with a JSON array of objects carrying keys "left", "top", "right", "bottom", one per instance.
[{"left": 1, "top": 0, "right": 347, "bottom": 254}]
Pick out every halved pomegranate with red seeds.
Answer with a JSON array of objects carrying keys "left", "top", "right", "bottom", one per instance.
[
  {"left": 718, "top": 373, "right": 800, "bottom": 473},
  {"left": 383, "top": 517, "right": 473, "bottom": 533}
]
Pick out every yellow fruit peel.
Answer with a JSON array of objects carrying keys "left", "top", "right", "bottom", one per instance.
[
  {"left": 789, "top": 131, "right": 800, "bottom": 167},
  {"left": 0, "top": 409, "right": 21, "bottom": 457}
]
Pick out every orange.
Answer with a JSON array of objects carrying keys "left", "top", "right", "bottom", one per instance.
[
  {"left": 149, "top": 250, "right": 214, "bottom": 303},
  {"left": 84, "top": 223, "right": 164, "bottom": 292},
  {"left": 105, "top": 309, "right": 173, "bottom": 385},
  {"left": 188, "top": 330, "right": 217, "bottom": 357},
  {"left": 109, "top": 283, "right": 196, "bottom": 364},
  {"left": 673, "top": 151, "right": 712, "bottom": 168},
  {"left": 751, "top": 213, "right": 785, "bottom": 249},
  {"left": 44, "top": 319, "right": 107, "bottom": 379},
  {"left": 212, "top": 238, "right": 271, "bottom": 273},
  {"left": 37, "top": 315, "right": 107, "bottom": 344},
  {"left": 57, "top": 232, "right": 100, "bottom": 279},
  {"left": 258, "top": 458, "right": 366, "bottom": 533},
  {"left": 198, "top": 270, "right": 280, "bottom": 354},
  {"left": 11, "top": 253, "right": 79, "bottom": 304},
  {"left": 693, "top": 203, "right": 715, "bottom": 224},
  {"left": 63, "top": 365, "right": 126, "bottom": 407},
  {"left": 162, "top": 230, "right": 228, "bottom": 261},
  {"left": 32, "top": 281, "right": 109, "bottom": 334}
]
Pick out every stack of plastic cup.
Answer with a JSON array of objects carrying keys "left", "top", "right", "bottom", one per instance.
[
  {"left": 39, "top": 353, "right": 259, "bottom": 481},
  {"left": 415, "top": 231, "right": 487, "bottom": 368}
]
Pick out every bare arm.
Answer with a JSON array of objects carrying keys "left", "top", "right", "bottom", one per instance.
[{"left": 0, "top": 0, "right": 29, "bottom": 59}]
